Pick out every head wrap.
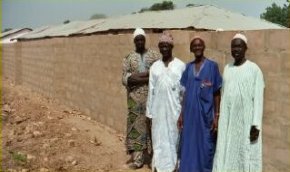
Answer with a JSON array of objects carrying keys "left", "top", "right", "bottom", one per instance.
[
  {"left": 232, "top": 33, "right": 247, "bottom": 44},
  {"left": 133, "top": 28, "right": 146, "bottom": 39},
  {"left": 159, "top": 31, "right": 174, "bottom": 45}
]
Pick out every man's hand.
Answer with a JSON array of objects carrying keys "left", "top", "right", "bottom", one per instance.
[
  {"left": 250, "top": 125, "right": 260, "bottom": 142},
  {"left": 146, "top": 117, "right": 152, "bottom": 130},
  {"left": 211, "top": 113, "right": 219, "bottom": 133},
  {"left": 131, "top": 72, "right": 149, "bottom": 78},
  {"left": 127, "top": 72, "right": 149, "bottom": 89},
  {"left": 177, "top": 113, "right": 183, "bottom": 131}
]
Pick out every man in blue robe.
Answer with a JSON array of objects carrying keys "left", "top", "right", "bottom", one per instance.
[{"left": 177, "top": 36, "right": 222, "bottom": 172}]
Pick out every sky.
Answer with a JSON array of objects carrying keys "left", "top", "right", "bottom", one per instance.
[{"left": 2, "top": 0, "right": 288, "bottom": 29}]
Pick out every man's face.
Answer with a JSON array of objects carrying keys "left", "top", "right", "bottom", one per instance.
[
  {"left": 134, "top": 35, "right": 145, "bottom": 50},
  {"left": 231, "top": 38, "right": 247, "bottom": 61},
  {"left": 190, "top": 39, "right": 205, "bottom": 57},
  {"left": 158, "top": 42, "right": 173, "bottom": 57}
]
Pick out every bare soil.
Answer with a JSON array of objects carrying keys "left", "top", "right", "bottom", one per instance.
[{"left": 2, "top": 79, "right": 150, "bottom": 172}]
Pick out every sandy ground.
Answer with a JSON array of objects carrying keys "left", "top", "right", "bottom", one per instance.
[{"left": 2, "top": 79, "right": 150, "bottom": 172}]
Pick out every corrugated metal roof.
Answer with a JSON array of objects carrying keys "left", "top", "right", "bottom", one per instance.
[
  {"left": 82, "top": 5, "right": 284, "bottom": 32},
  {"left": 19, "top": 20, "right": 105, "bottom": 39},
  {"left": 1, "top": 28, "right": 32, "bottom": 38},
  {"left": 19, "top": 5, "right": 285, "bottom": 40}
]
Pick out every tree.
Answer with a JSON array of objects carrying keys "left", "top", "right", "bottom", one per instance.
[
  {"left": 260, "top": 2, "right": 289, "bottom": 27},
  {"left": 2, "top": 28, "right": 13, "bottom": 32},
  {"left": 90, "top": 13, "right": 107, "bottom": 20},
  {"left": 186, "top": 4, "right": 195, "bottom": 7},
  {"left": 139, "top": 1, "right": 175, "bottom": 13},
  {"left": 63, "top": 20, "right": 70, "bottom": 24},
  {"left": 186, "top": 3, "right": 203, "bottom": 7},
  {"left": 288, "top": 0, "right": 290, "bottom": 27}
]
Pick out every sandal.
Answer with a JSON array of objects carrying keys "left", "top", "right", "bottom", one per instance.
[{"left": 128, "top": 162, "right": 143, "bottom": 169}]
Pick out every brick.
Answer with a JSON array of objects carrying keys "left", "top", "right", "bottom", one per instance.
[
  {"left": 264, "top": 78, "right": 281, "bottom": 102},
  {"left": 51, "top": 37, "right": 64, "bottom": 45},
  {"left": 280, "top": 84, "right": 290, "bottom": 102},
  {"left": 263, "top": 123, "right": 281, "bottom": 141},
  {"left": 280, "top": 104, "right": 290, "bottom": 129},
  {"left": 249, "top": 52, "right": 281, "bottom": 76},
  {"left": 280, "top": 51, "right": 290, "bottom": 75},
  {"left": 215, "top": 31, "right": 237, "bottom": 51},
  {"left": 267, "top": 29, "right": 290, "bottom": 51},
  {"left": 170, "top": 30, "right": 190, "bottom": 45},
  {"left": 223, "top": 52, "right": 233, "bottom": 65},
  {"left": 264, "top": 100, "right": 278, "bottom": 121},
  {"left": 189, "top": 31, "right": 217, "bottom": 49},
  {"left": 263, "top": 164, "right": 279, "bottom": 172},
  {"left": 118, "top": 34, "right": 130, "bottom": 45},
  {"left": 273, "top": 148, "right": 290, "bottom": 169},
  {"left": 204, "top": 49, "right": 225, "bottom": 69},
  {"left": 147, "top": 33, "right": 159, "bottom": 48},
  {"left": 172, "top": 44, "right": 190, "bottom": 62},
  {"left": 280, "top": 124, "right": 290, "bottom": 145},
  {"left": 244, "top": 30, "right": 266, "bottom": 51}
]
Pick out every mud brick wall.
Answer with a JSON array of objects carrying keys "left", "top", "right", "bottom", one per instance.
[
  {"left": 2, "top": 29, "right": 289, "bottom": 171},
  {"left": 2, "top": 44, "right": 18, "bottom": 82}
]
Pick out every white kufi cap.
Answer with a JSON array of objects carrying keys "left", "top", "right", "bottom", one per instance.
[
  {"left": 233, "top": 33, "right": 247, "bottom": 44},
  {"left": 133, "top": 28, "right": 146, "bottom": 39}
]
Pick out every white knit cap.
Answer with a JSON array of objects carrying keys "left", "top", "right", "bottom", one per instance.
[
  {"left": 133, "top": 28, "right": 146, "bottom": 39},
  {"left": 233, "top": 33, "right": 247, "bottom": 44}
]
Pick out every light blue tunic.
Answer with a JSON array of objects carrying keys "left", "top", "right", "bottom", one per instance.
[{"left": 213, "top": 60, "right": 264, "bottom": 172}]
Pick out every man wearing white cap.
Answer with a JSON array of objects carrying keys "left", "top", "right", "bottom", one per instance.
[
  {"left": 122, "top": 28, "right": 160, "bottom": 169},
  {"left": 213, "top": 33, "right": 264, "bottom": 172}
]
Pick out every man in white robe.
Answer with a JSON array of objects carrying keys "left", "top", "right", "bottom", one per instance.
[
  {"left": 146, "top": 31, "right": 185, "bottom": 172},
  {"left": 213, "top": 33, "right": 265, "bottom": 172}
]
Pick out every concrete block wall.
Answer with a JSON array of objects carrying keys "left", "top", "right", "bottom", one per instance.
[
  {"left": 2, "top": 44, "right": 17, "bottom": 81},
  {"left": 2, "top": 29, "right": 289, "bottom": 171}
]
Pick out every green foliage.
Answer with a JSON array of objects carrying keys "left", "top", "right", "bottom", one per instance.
[
  {"left": 63, "top": 20, "right": 70, "bottom": 24},
  {"left": 186, "top": 3, "right": 200, "bottom": 7},
  {"left": 186, "top": 4, "right": 203, "bottom": 8},
  {"left": 139, "top": 1, "right": 175, "bottom": 13},
  {"left": 90, "top": 13, "right": 107, "bottom": 20},
  {"left": 2, "top": 28, "right": 13, "bottom": 33},
  {"left": 9, "top": 151, "right": 27, "bottom": 165},
  {"left": 288, "top": 1, "right": 290, "bottom": 27},
  {"left": 186, "top": 4, "right": 195, "bottom": 7},
  {"left": 260, "top": 2, "right": 289, "bottom": 27}
]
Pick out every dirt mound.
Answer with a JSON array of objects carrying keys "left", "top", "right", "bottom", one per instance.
[{"left": 2, "top": 79, "right": 150, "bottom": 172}]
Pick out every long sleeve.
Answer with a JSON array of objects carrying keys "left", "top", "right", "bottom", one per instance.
[
  {"left": 122, "top": 55, "right": 132, "bottom": 87},
  {"left": 213, "top": 63, "right": 222, "bottom": 93},
  {"left": 179, "top": 64, "right": 187, "bottom": 105},
  {"left": 252, "top": 68, "right": 265, "bottom": 130},
  {"left": 220, "top": 65, "right": 227, "bottom": 98},
  {"left": 180, "top": 64, "right": 190, "bottom": 94},
  {"left": 146, "top": 67, "right": 155, "bottom": 119}
]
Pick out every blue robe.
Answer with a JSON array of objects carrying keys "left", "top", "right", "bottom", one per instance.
[{"left": 179, "top": 58, "right": 222, "bottom": 172}]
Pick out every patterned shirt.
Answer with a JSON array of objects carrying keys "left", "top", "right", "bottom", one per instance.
[{"left": 122, "top": 49, "right": 160, "bottom": 104}]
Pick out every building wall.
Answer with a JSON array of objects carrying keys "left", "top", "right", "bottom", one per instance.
[{"left": 2, "top": 29, "right": 290, "bottom": 171}]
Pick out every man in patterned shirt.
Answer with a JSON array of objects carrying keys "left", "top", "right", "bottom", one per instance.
[{"left": 122, "top": 28, "right": 160, "bottom": 169}]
